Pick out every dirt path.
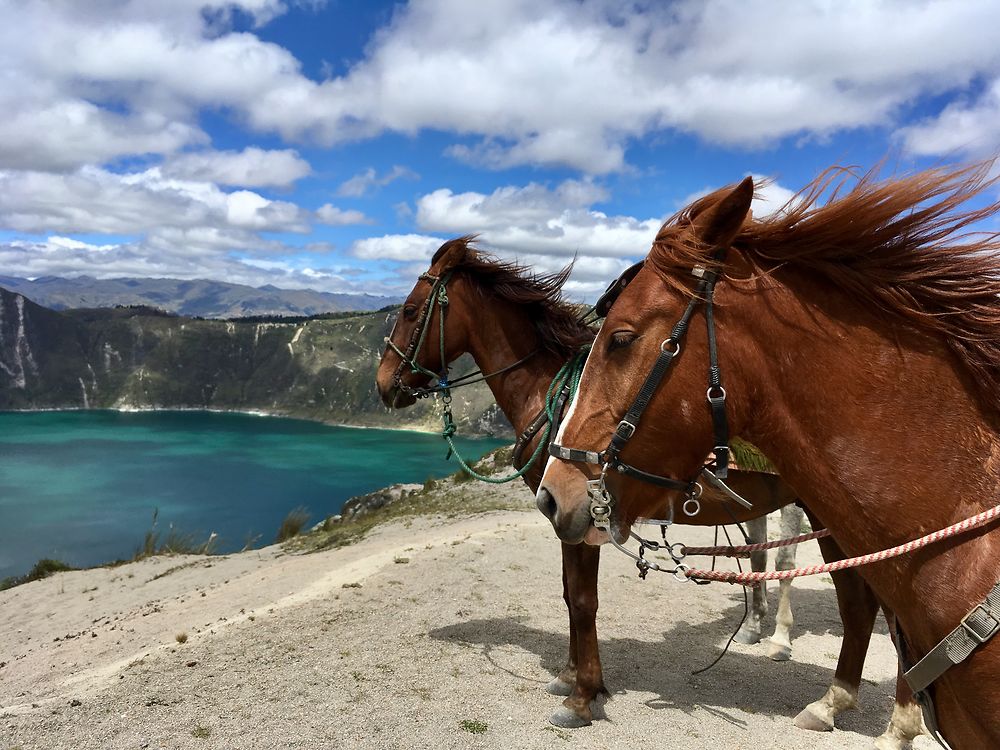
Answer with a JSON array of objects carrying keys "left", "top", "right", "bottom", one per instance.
[{"left": 1, "top": 489, "right": 935, "bottom": 750}]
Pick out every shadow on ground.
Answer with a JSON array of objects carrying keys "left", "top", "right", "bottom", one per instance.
[{"left": 429, "top": 586, "right": 898, "bottom": 737}]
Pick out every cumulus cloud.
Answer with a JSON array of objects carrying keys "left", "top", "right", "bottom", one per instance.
[
  {"left": 0, "top": 167, "right": 310, "bottom": 237},
  {"left": 335, "top": 166, "right": 419, "bottom": 197},
  {"left": 0, "top": 234, "right": 384, "bottom": 295},
  {"left": 351, "top": 179, "right": 661, "bottom": 298},
  {"left": 5, "top": 1, "right": 1000, "bottom": 175},
  {"left": 351, "top": 233, "right": 445, "bottom": 262},
  {"left": 162, "top": 147, "right": 311, "bottom": 187},
  {"left": 415, "top": 179, "right": 661, "bottom": 258},
  {"left": 316, "top": 204, "right": 371, "bottom": 225},
  {"left": 899, "top": 77, "right": 1000, "bottom": 157}
]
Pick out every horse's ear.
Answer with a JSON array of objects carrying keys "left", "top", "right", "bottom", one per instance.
[
  {"left": 690, "top": 177, "right": 754, "bottom": 248},
  {"left": 429, "top": 237, "right": 472, "bottom": 273}
]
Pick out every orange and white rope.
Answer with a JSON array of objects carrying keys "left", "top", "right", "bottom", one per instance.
[{"left": 685, "top": 503, "right": 1000, "bottom": 585}]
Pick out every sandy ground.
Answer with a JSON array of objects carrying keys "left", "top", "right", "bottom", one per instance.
[{"left": 1, "top": 484, "right": 936, "bottom": 750}]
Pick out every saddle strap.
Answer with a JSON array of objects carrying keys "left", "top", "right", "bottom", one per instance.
[{"left": 904, "top": 580, "right": 1000, "bottom": 694}]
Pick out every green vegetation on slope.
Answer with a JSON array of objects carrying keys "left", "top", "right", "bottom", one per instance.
[{"left": 0, "top": 287, "right": 508, "bottom": 436}]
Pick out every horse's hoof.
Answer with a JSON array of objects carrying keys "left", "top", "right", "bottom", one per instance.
[
  {"left": 549, "top": 707, "right": 591, "bottom": 729},
  {"left": 766, "top": 641, "right": 792, "bottom": 661},
  {"left": 793, "top": 707, "right": 834, "bottom": 732},
  {"left": 545, "top": 677, "right": 573, "bottom": 696},
  {"left": 734, "top": 627, "right": 762, "bottom": 645}
]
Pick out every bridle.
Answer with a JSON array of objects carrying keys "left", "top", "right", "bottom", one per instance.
[
  {"left": 385, "top": 271, "right": 537, "bottom": 399},
  {"left": 549, "top": 248, "right": 752, "bottom": 544}
]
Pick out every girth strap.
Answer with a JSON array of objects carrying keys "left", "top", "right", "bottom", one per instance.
[{"left": 904, "top": 580, "right": 1000, "bottom": 693}]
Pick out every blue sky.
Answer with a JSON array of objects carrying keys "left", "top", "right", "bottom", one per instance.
[{"left": 1, "top": 0, "right": 999, "bottom": 299}]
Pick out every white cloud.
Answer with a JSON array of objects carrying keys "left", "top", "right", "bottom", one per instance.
[
  {"left": 4, "top": 1, "right": 1000, "bottom": 175},
  {"left": 0, "top": 234, "right": 388, "bottom": 295},
  {"left": 415, "top": 179, "right": 660, "bottom": 258},
  {"left": 351, "top": 234, "right": 445, "bottom": 262},
  {"left": 335, "top": 165, "right": 419, "bottom": 197},
  {"left": 898, "top": 77, "right": 1000, "bottom": 157},
  {"left": 316, "top": 204, "right": 371, "bottom": 225},
  {"left": 162, "top": 147, "right": 311, "bottom": 187},
  {"left": 0, "top": 167, "right": 310, "bottom": 237}
]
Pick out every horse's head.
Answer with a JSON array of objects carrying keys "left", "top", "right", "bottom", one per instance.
[
  {"left": 536, "top": 177, "right": 757, "bottom": 545},
  {"left": 376, "top": 237, "right": 475, "bottom": 408}
]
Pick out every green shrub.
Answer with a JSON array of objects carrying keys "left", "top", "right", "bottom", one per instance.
[
  {"left": 0, "top": 558, "right": 75, "bottom": 591},
  {"left": 276, "top": 506, "right": 311, "bottom": 542}
]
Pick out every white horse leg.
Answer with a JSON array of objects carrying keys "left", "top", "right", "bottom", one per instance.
[
  {"left": 735, "top": 515, "right": 768, "bottom": 645},
  {"left": 873, "top": 701, "right": 926, "bottom": 750},
  {"left": 794, "top": 678, "right": 858, "bottom": 732},
  {"left": 767, "top": 504, "right": 804, "bottom": 661}
]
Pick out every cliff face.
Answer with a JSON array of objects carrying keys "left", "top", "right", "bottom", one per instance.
[{"left": 0, "top": 287, "right": 510, "bottom": 436}]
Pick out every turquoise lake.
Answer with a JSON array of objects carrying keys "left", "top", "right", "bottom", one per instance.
[{"left": 0, "top": 411, "right": 506, "bottom": 580}]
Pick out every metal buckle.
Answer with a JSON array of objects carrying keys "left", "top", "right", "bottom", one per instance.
[
  {"left": 615, "top": 420, "right": 636, "bottom": 441},
  {"left": 961, "top": 604, "right": 1000, "bottom": 644}
]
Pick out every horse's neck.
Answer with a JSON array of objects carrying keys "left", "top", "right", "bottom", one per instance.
[
  {"left": 734, "top": 275, "right": 1000, "bottom": 636},
  {"left": 462, "top": 310, "right": 563, "bottom": 438}
]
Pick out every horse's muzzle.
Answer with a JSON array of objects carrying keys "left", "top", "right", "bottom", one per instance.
[{"left": 535, "top": 486, "right": 593, "bottom": 544}]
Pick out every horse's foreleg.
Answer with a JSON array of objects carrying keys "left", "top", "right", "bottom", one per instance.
[
  {"left": 735, "top": 515, "right": 769, "bottom": 645},
  {"left": 549, "top": 542, "right": 607, "bottom": 728},
  {"left": 873, "top": 611, "right": 926, "bottom": 750},
  {"left": 546, "top": 542, "right": 579, "bottom": 697},
  {"left": 794, "top": 522, "right": 876, "bottom": 732},
  {"left": 767, "top": 504, "right": 805, "bottom": 661}
]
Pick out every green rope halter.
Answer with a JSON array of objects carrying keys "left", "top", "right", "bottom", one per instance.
[{"left": 440, "top": 346, "right": 589, "bottom": 484}]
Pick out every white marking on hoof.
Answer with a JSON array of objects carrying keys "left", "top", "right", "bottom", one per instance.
[
  {"left": 794, "top": 681, "right": 857, "bottom": 732},
  {"left": 734, "top": 627, "right": 762, "bottom": 645},
  {"left": 766, "top": 640, "right": 792, "bottom": 661},
  {"left": 545, "top": 677, "right": 573, "bottom": 696},
  {"left": 873, "top": 701, "right": 926, "bottom": 750},
  {"left": 549, "top": 706, "right": 591, "bottom": 728},
  {"left": 793, "top": 706, "right": 834, "bottom": 732}
]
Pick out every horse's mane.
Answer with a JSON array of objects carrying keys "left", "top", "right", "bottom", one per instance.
[
  {"left": 437, "top": 237, "right": 595, "bottom": 358},
  {"left": 648, "top": 161, "right": 1000, "bottom": 410}
]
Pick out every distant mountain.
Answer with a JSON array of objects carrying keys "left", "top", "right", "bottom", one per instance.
[
  {"left": 0, "top": 286, "right": 509, "bottom": 437},
  {"left": 0, "top": 276, "right": 401, "bottom": 318}
]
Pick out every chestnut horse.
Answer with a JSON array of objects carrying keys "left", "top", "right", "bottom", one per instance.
[
  {"left": 538, "top": 164, "right": 1000, "bottom": 748},
  {"left": 375, "top": 239, "right": 918, "bottom": 746}
]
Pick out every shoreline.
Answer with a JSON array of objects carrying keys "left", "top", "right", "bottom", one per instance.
[{"left": 0, "top": 405, "right": 508, "bottom": 440}]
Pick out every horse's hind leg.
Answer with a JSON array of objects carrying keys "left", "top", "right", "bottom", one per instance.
[
  {"left": 794, "top": 518, "right": 876, "bottom": 732},
  {"left": 767, "top": 504, "right": 805, "bottom": 661},
  {"left": 735, "top": 515, "right": 769, "bottom": 644},
  {"left": 874, "top": 612, "right": 926, "bottom": 750},
  {"left": 549, "top": 542, "right": 607, "bottom": 728}
]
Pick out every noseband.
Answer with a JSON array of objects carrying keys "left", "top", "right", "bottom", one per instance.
[
  {"left": 549, "top": 252, "right": 750, "bottom": 534},
  {"left": 385, "top": 271, "right": 537, "bottom": 399}
]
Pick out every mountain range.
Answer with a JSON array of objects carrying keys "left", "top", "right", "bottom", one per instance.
[
  {"left": 0, "top": 286, "right": 508, "bottom": 437},
  {"left": 0, "top": 276, "right": 400, "bottom": 319}
]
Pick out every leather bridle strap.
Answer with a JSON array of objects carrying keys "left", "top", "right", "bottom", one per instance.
[
  {"left": 387, "top": 271, "right": 538, "bottom": 398},
  {"left": 548, "top": 252, "right": 732, "bottom": 496}
]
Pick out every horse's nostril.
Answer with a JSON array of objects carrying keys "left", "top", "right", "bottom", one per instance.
[{"left": 535, "top": 487, "right": 558, "bottom": 521}]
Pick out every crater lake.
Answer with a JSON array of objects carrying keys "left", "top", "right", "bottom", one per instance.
[{"left": 0, "top": 411, "right": 507, "bottom": 580}]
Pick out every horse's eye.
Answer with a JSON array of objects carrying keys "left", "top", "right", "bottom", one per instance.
[
  {"left": 608, "top": 330, "right": 639, "bottom": 352},
  {"left": 403, "top": 304, "right": 418, "bottom": 321}
]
